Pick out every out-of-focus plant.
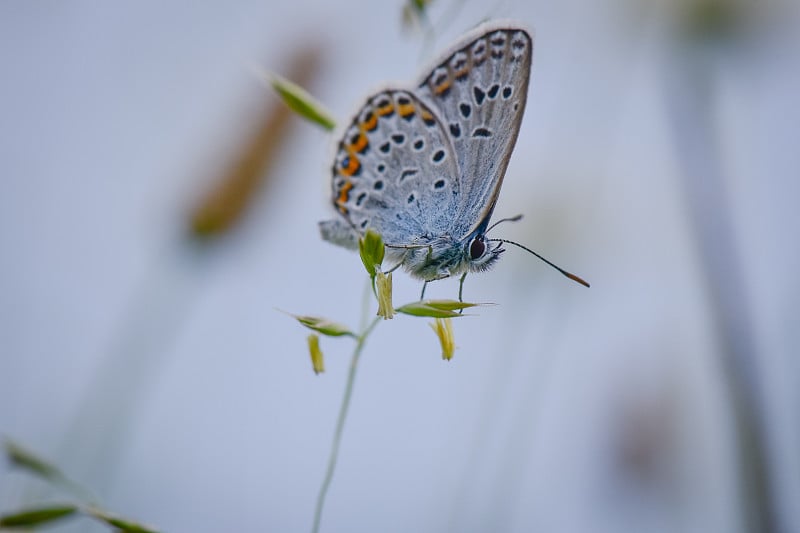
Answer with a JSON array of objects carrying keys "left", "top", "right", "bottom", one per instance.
[
  {"left": 661, "top": 1, "right": 786, "bottom": 531},
  {"left": 1, "top": 441, "right": 160, "bottom": 532}
]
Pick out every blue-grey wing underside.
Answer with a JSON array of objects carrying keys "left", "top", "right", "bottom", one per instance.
[
  {"left": 321, "top": 89, "right": 460, "bottom": 248},
  {"left": 415, "top": 25, "right": 533, "bottom": 239}
]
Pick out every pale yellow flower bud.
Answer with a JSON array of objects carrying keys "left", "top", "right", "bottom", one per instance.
[
  {"left": 429, "top": 317, "right": 456, "bottom": 360},
  {"left": 307, "top": 334, "right": 325, "bottom": 374},
  {"left": 375, "top": 271, "right": 394, "bottom": 320}
]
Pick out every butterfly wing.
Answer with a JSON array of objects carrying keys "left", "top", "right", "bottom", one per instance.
[
  {"left": 325, "top": 89, "right": 460, "bottom": 247},
  {"left": 415, "top": 22, "right": 533, "bottom": 239}
]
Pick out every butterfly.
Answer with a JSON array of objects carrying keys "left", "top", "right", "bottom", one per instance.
[{"left": 319, "top": 20, "right": 588, "bottom": 291}]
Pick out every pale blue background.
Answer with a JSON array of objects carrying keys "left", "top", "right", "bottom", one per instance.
[{"left": 1, "top": 1, "right": 799, "bottom": 532}]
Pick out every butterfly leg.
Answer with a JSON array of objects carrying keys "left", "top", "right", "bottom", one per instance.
[
  {"left": 419, "top": 281, "right": 429, "bottom": 301},
  {"left": 385, "top": 260, "right": 403, "bottom": 274},
  {"left": 458, "top": 272, "right": 468, "bottom": 313}
]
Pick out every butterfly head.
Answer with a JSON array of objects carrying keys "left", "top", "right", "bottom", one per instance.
[
  {"left": 398, "top": 232, "right": 504, "bottom": 281},
  {"left": 465, "top": 234, "right": 504, "bottom": 273}
]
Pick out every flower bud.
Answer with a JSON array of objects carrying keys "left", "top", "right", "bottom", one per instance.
[
  {"left": 375, "top": 271, "right": 394, "bottom": 320},
  {"left": 307, "top": 334, "right": 325, "bottom": 374},
  {"left": 429, "top": 318, "right": 456, "bottom": 361}
]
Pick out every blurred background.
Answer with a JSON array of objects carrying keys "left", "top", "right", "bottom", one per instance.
[{"left": 1, "top": 0, "right": 798, "bottom": 532}]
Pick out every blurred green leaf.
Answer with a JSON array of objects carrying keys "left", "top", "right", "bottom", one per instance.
[
  {"left": 402, "top": 0, "right": 434, "bottom": 30},
  {"left": 4, "top": 439, "right": 96, "bottom": 502},
  {"left": 270, "top": 74, "right": 336, "bottom": 131},
  {"left": 0, "top": 505, "right": 77, "bottom": 527},
  {"left": 87, "top": 508, "right": 160, "bottom": 533},
  {"left": 395, "top": 299, "right": 479, "bottom": 318},
  {"left": 358, "top": 230, "right": 385, "bottom": 278},
  {"left": 5, "top": 440, "right": 62, "bottom": 481},
  {"left": 684, "top": 0, "right": 742, "bottom": 39},
  {"left": 289, "top": 313, "right": 355, "bottom": 338}
]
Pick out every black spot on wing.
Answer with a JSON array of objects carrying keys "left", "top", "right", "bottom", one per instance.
[
  {"left": 400, "top": 169, "right": 418, "bottom": 182},
  {"left": 473, "top": 86, "right": 486, "bottom": 105},
  {"left": 449, "top": 123, "right": 461, "bottom": 138}
]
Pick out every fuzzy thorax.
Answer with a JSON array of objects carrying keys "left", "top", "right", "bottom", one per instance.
[{"left": 392, "top": 234, "right": 504, "bottom": 281}]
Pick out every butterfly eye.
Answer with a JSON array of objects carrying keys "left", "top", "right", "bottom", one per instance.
[{"left": 469, "top": 237, "right": 486, "bottom": 260}]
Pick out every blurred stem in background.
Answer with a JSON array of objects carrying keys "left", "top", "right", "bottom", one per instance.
[
  {"left": 47, "top": 44, "right": 324, "bottom": 501},
  {"left": 662, "top": 1, "right": 782, "bottom": 531},
  {"left": 191, "top": 45, "right": 325, "bottom": 237},
  {"left": 310, "top": 315, "right": 381, "bottom": 533}
]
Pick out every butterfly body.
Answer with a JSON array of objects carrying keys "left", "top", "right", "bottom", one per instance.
[{"left": 320, "top": 21, "right": 532, "bottom": 282}]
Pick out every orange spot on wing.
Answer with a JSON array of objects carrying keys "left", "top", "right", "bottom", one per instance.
[
  {"left": 398, "top": 102, "right": 415, "bottom": 118},
  {"left": 340, "top": 155, "right": 361, "bottom": 177},
  {"left": 377, "top": 102, "right": 394, "bottom": 116},
  {"left": 361, "top": 111, "right": 377, "bottom": 131},
  {"left": 434, "top": 79, "right": 451, "bottom": 95},
  {"left": 336, "top": 180, "right": 354, "bottom": 210},
  {"left": 349, "top": 133, "right": 368, "bottom": 153}
]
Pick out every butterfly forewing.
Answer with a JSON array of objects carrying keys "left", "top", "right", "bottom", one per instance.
[
  {"left": 330, "top": 89, "right": 460, "bottom": 246},
  {"left": 416, "top": 24, "right": 532, "bottom": 239}
]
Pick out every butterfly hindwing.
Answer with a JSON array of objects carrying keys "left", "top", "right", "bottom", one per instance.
[
  {"left": 329, "top": 89, "right": 460, "bottom": 246},
  {"left": 416, "top": 23, "right": 533, "bottom": 239}
]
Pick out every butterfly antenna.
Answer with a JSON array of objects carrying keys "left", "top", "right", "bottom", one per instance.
[
  {"left": 488, "top": 238, "right": 590, "bottom": 288},
  {"left": 486, "top": 214, "right": 524, "bottom": 234}
]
